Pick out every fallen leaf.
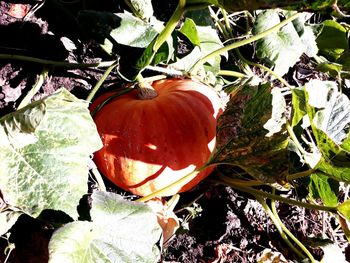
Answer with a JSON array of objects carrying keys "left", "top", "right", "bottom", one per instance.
[
  {"left": 146, "top": 197, "right": 180, "bottom": 243},
  {"left": 209, "top": 243, "right": 235, "bottom": 263},
  {"left": 257, "top": 248, "right": 290, "bottom": 263}
]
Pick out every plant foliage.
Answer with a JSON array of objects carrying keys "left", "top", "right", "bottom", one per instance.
[{"left": 1, "top": 0, "right": 350, "bottom": 261}]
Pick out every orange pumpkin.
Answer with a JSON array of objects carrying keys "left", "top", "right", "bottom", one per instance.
[{"left": 91, "top": 78, "right": 222, "bottom": 196}]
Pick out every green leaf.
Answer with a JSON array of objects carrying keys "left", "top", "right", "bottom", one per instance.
[
  {"left": 337, "top": 51, "right": 350, "bottom": 71},
  {"left": 0, "top": 89, "right": 102, "bottom": 218},
  {"left": 169, "top": 46, "right": 202, "bottom": 72},
  {"left": 171, "top": 9, "right": 225, "bottom": 74},
  {"left": 197, "top": 25, "right": 225, "bottom": 66},
  {"left": 173, "top": 25, "right": 225, "bottom": 73},
  {"left": 317, "top": 62, "right": 342, "bottom": 77},
  {"left": 316, "top": 157, "right": 350, "bottom": 182},
  {"left": 306, "top": 80, "right": 350, "bottom": 145},
  {"left": 253, "top": 10, "right": 307, "bottom": 76},
  {"left": 291, "top": 12, "right": 318, "bottom": 57},
  {"left": 100, "top": 12, "right": 173, "bottom": 80},
  {"left": 316, "top": 20, "right": 348, "bottom": 61},
  {"left": 214, "top": 83, "right": 289, "bottom": 183},
  {"left": 309, "top": 173, "right": 338, "bottom": 207},
  {"left": 179, "top": 18, "right": 201, "bottom": 47},
  {"left": 263, "top": 87, "right": 286, "bottom": 137},
  {"left": 337, "top": 199, "right": 350, "bottom": 222},
  {"left": 152, "top": 35, "right": 174, "bottom": 66},
  {"left": 185, "top": 8, "right": 216, "bottom": 27},
  {"left": 48, "top": 191, "right": 162, "bottom": 263},
  {"left": 303, "top": 80, "right": 350, "bottom": 182},
  {"left": 291, "top": 87, "right": 308, "bottom": 127},
  {"left": 124, "top": 0, "right": 153, "bottom": 21},
  {"left": 102, "top": 12, "right": 160, "bottom": 53}
]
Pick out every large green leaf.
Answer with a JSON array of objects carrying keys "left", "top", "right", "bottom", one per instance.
[
  {"left": 316, "top": 20, "right": 348, "bottom": 61},
  {"left": 309, "top": 173, "right": 338, "bottom": 207},
  {"left": 49, "top": 191, "right": 162, "bottom": 263},
  {"left": 291, "top": 13, "right": 318, "bottom": 58},
  {"left": 101, "top": 12, "right": 161, "bottom": 53},
  {"left": 213, "top": 83, "right": 289, "bottom": 183},
  {"left": 0, "top": 89, "right": 102, "bottom": 218},
  {"left": 304, "top": 80, "right": 350, "bottom": 182},
  {"left": 305, "top": 80, "right": 350, "bottom": 146},
  {"left": 253, "top": 10, "right": 315, "bottom": 76}
]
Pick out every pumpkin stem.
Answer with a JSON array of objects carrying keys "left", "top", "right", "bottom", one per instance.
[{"left": 136, "top": 74, "right": 158, "bottom": 100}]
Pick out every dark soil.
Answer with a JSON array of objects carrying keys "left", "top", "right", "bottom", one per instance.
[{"left": 0, "top": 1, "right": 349, "bottom": 263}]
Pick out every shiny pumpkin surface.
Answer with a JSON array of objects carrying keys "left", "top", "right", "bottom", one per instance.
[{"left": 91, "top": 78, "right": 222, "bottom": 196}]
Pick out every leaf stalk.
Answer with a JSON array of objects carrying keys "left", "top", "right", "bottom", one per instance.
[
  {"left": 136, "top": 163, "right": 211, "bottom": 202},
  {"left": 270, "top": 189, "right": 316, "bottom": 262},
  {"left": 256, "top": 196, "right": 308, "bottom": 260},
  {"left": 0, "top": 54, "right": 116, "bottom": 68},
  {"left": 221, "top": 182, "right": 338, "bottom": 213},
  {"left": 86, "top": 62, "right": 118, "bottom": 102}
]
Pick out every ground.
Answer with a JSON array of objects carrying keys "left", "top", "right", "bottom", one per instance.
[{"left": 0, "top": 1, "right": 349, "bottom": 262}]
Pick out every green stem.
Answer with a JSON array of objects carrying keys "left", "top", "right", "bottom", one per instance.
[
  {"left": 256, "top": 196, "right": 307, "bottom": 259},
  {"left": 133, "top": 0, "right": 187, "bottom": 76},
  {"left": 209, "top": 7, "right": 230, "bottom": 38},
  {"left": 146, "top": 1, "right": 207, "bottom": 70},
  {"left": 189, "top": 12, "right": 301, "bottom": 75},
  {"left": 86, "top": 62, "right": 118, "bottom": 102},
  {"left": 286, "top": 169, "right": 316, "bottom": 181},
  {"left": 0, "top": 54, "right": 116, "bottom": 68},
  {"left": 18, "top": 67, "right": 49, "bottom": 109},
  {"left": 223, "top": 183, "right": 337, "bottom": 213},
  {"left": 271, "top": 189, "right": 316, "bottom": 262},
  {"left": 218, "top": 70, "right": 246, "bottom": 78},
  {"left": 286, "top": 122, "right": 307, "bottom": 155},
  {"left": 221, "top": 8, "right": 233, "bottom": 38},
  {"left": 90, "top": 87, "right": 134, "bottom": 117},
  {"left": 136, "top": 163, "right": 212, "bottom": 202},
  {"left": 218, "top": 174, "right": 264, "bottom": 187},
  {"left": 153, "top": 0, "right": 186, "bottom": 52}
]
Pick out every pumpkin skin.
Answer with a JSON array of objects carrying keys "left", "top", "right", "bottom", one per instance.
[{"left": 91, "top": 78, "right": 222, "bottom": 196}]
